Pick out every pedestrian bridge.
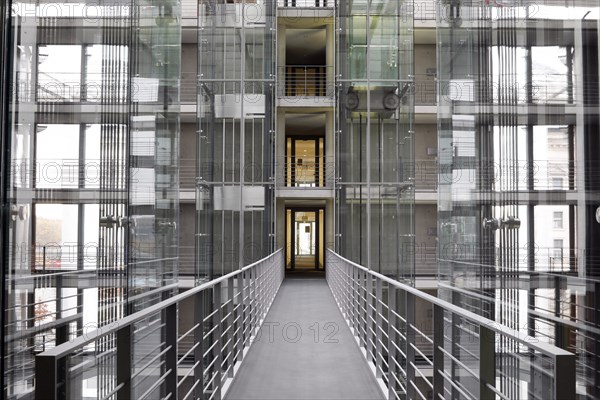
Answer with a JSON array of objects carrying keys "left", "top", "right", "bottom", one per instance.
[{"left": 36, "top": 250, "right": 575, "bottom": 400}]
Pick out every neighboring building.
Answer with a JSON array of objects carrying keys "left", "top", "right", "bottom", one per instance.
[{"left": 0, "top": 0, "right": 599, "bottom": 399}]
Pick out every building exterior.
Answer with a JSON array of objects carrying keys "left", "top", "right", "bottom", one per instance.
[{"left": 0, "top": 0, "right": 599, "bottom": 399}]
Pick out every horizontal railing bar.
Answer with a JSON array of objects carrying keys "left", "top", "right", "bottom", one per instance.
[
  {"left": 181, "top": 377, "right": 201, "bottom": 400},
  {"left": 177, "top": 360, "right": 200, "bottom": 387},
  {"left": 38, "top": 249, "right": 282, "bottom": 359},
  {"left": 410, "top": 380, "right": 428, "bottom": 400},
  {"left": 438, "top": 369, "right": 477, "bottom": 400},
  {"left": 100, "top": 382, "right": 125, "bottom": 400},
  {"left": 327, "top": 249, "right": 572, "bottom": 358},
  {"left": 178, "top": 323, "right": 201, "bottom": 343},
  {"left": 177, "top": 343, "right": 200, "bottom": 367},
  {"left": 138, "top": 368, "right": 172, "bottom": 400}
]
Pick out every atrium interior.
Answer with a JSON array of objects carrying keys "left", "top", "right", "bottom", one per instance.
[{"left": 1, "top": 1, "right": 600, "bottom": 399}]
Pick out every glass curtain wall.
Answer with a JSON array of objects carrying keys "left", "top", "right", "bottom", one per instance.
[
  {"left": 1, "top": 0, "right": 180, "bottom": 397},
  {"left": 336, "top": 0, "right": 414, "bottom": 279},
  {"left": 197, "top": 0, "right": 276, "bottom": 280},
  {"left": 437, "top": 1, "right": 600, "bottom": 397},
  {"left": 0, "top": 1, "right": 9, "bottom": 391}
]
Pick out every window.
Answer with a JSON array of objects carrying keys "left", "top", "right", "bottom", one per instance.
[
  {"left": 553, "top": 211, "right": 563, "bottom": 229},
  {"left": 553, "top": 239, "right": 564, "bottom": 258},
  {"left": 551, "top": 177, "right": 564, "bottom": 190}
]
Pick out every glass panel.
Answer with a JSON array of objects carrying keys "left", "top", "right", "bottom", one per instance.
[
  {"left": 35, "top": 124, "right": 80, "bottom": 189},
  {"left": 3, "top": 0, "right": 181, "bottom": 396},
  {"left": 37, "top": 45, "right": 82, "bottom": 102}
]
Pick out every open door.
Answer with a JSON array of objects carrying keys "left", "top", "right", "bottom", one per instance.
[{"left": 285, "top": 207, "right": 325, "bottom": 271}]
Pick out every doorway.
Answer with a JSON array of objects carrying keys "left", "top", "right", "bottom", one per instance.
[
  {"left": 285, "top": 136, "right": 325, "bottom": 187},
  {"left": 285, "top": 207, "right": 325, "bottom": 271}
]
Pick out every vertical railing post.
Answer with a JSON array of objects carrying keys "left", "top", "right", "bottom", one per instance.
[
  {"left": 249, "top": 267, "right": 256, "bottom": 336},
  {"left": 405, "top": 291, "right": 416, "bottom": 400},
  {"left": 165, "top": 304, "right": 178, "bottom": 399},
  {"left": 116, "top": 325, "right": 133, "bottom": 400},
  {"left": 304, "top": 66, "right": 307, "bottom": 96},
  {"left": 256, "top": 263, "right": 263, "bottom": 321},
  {"left": 353, "top": 265, "right": 359, "bottom": 337},
  {"left": 227, "top": 277, "right": 235, "bottom": 377},
  {"left": 345, "top": 262, "right": 351, "bottom": 317},
  {"left": 237, "top": 271, "right": 245, "bottom": 360},
  {"left": 360, "top": 268, "right": 367, "bottom": 348},
  {"left": 194, "top": 291, "right": 205, "bottom": 400},
  {"left": 432, "top": 305, "right": 444, "bottom": 399},
  {"left": 554, "top": 353, "right": 575, "bottom": 399},
  {"left": 366, "top": 270, "right": 373, "bottom": 363},
  {"left": 212, "top": 282, "right": 223, "bottom": 399},
  {"left": 479, "top": 324, "right": 495, "bottom": 400},
  {"left": 387, "top": 285, "right": 397, "bottom": 400},
  {"left": 35, "top": 354, "right": 59, "bottom": 399},
  {"left": 375, "top": 278, "right": 383, "bottom": 378}
]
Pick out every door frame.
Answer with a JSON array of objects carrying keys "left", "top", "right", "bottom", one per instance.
[
  {"left": 285, "top": 206, "right": 325, "bottom": 270},
  {"left": 284, "top": 135, "right": 326, "bottom": 187}
]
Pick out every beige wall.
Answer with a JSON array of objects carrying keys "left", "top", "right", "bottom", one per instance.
[
  {"left": 179, "top": 203, "right": 196, "bottom": 275},
  {"left": 415, "top": 204, "right": 437, "bottom": 275},
  {"left": 180, "top": 123, "right": 197, "bottom": 190},
  {"left": 414, "top": 124, "right": 437, "bottom": 160},
  {"left": 414, "top": 44, "right": 436, "bottom": 105}
]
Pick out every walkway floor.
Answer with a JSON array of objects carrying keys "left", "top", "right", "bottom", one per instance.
[{"left": 225, "top": 278, "right": 384, "bottom": 400}]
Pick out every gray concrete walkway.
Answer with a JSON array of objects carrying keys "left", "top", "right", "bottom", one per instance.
[{"left": 225, "top": 278, "right": 384, "bottom": 400}]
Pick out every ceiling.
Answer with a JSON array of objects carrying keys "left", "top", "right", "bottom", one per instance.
[
  {"left": 285, "top": 113, "right": 326, "bottom": 135},
  {"left": 285, "top": 28, "right": 326, "bottom": 65}
]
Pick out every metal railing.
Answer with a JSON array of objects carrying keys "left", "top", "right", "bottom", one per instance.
[
  {"left": 277, "top": 0, "right": 331, "bottom": 8},
  {"left": 326, "top": 249, "right": 575, "bottom": 400},
  {"left": 276, "top": 155, "right": 334, "bottom": 188},
  {"left": 35, "top": 249, "right": 284, "bottom": 400},
  {"left": 277, "top": 65, "right": 333, "bottom": 97}
]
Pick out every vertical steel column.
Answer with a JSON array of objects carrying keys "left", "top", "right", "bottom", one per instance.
[
  {"left": 116, "top": 325, "right": 133, "bottom": 400},
  {"left": 194, "top": 291, "right": 205, "bottom": 400},
  {"left": 375, "top": 278, "right": 383, "bottom": 378},
  {"left": 387, "top": 285, "right": 397, "bottom": 400},
  {"left": 405, "top": 291, "right": 415, "bottom": 400},
  {"left": 212, "top": 283, "right": 223, "bottom": 399},
  {"left": 479, "top": 325, "right": 495, "bottom": 400},
  {"left": 432, "top": 305, "right": 444, "bottom": 399},
  {"left": 165, "top": 304, "right": 178, "bottom": 399}
]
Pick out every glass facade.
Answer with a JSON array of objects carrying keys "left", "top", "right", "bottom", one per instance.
[
  {"left": 197, "top": 0, "right": 276, "bottom": 280},
  {"left": 336, "top": 0, "right": 415, "bottom": 280},
  {"left": 437, "top": 1, "right": 600, "bottom": 397},
  {"left": 1, "top": 0, "right": 180, "bottom": 397}
]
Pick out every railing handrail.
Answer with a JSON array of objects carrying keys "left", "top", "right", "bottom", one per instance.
[
  {"left": 279, "top": 64, "right": 333, "bottom": 68},
  {"left": 37, "top": 248, "right": 283, "bottom": 359},
  {"left": 327, "top": 249, "right": 573, "bottom": 358}
]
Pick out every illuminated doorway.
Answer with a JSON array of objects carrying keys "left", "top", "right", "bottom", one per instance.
[
  {"left": 285, "top": 207, "right": 325, "bottom": 271},
  {"left": 285, "top": 136, "right": 325, "bottom": 187}
]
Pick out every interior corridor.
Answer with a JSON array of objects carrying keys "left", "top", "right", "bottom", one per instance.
[{"left": 224, "top": 278, "right": 383, "bottom": 400}]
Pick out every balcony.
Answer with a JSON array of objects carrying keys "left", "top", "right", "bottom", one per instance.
[
  {"left": 276, "top": 155, "right": 334, "bottom": 188},
  {"left": 277, "top": 65, "right": 334, "bottom": 106}
]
